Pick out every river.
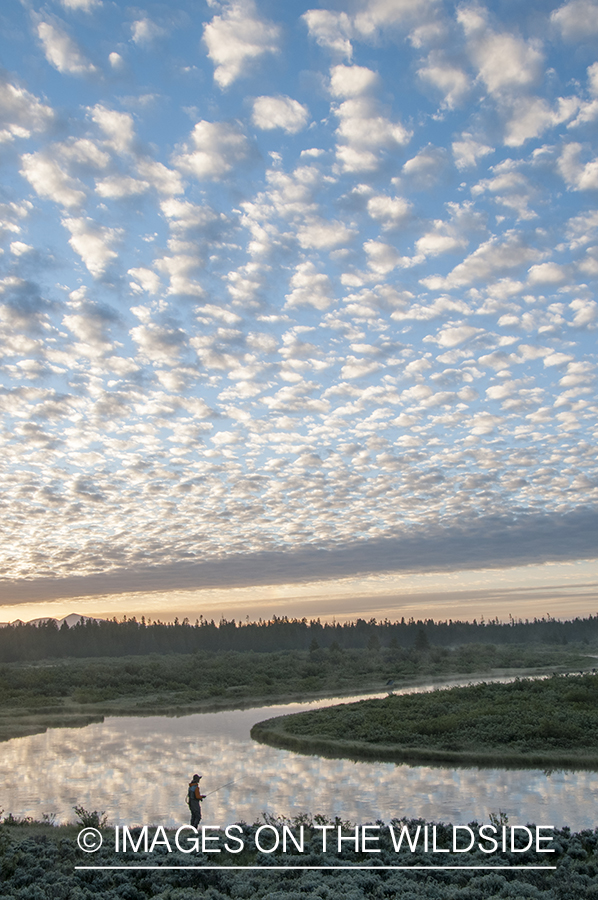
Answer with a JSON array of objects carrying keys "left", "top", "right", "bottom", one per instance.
[{"left": 2, "top": 678, "right": 597, "bottom": 830}]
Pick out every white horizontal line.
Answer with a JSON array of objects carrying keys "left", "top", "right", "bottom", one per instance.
[{"left": 75, "top": 865, "right": 557, "bottom": 871}]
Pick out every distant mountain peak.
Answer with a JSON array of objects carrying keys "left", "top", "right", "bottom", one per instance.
[{"left": 0, "top": 613, "right": 105, "bottom": 628}]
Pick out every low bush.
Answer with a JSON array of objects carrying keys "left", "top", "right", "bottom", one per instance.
[
  {"left": 252, "top": 673, "right": 598, "bottom": 768},
  {"left": 0, "top": 816, "right": 596, "bottom": 898}
]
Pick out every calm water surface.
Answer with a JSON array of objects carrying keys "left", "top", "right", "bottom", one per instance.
[{"left": 2, "top": 677, "right": 597, "bottom": 830}]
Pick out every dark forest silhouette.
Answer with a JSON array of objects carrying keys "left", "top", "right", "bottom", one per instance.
[{"left": 0, "top": 612, "right": 596, "bottom": 662}]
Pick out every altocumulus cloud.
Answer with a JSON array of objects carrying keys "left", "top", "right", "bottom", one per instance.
[{"left": 0, "top": 0, "right": 596, "bottom": 606}]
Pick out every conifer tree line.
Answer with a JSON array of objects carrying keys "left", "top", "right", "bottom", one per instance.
[{"left": 0, "top": 612, "right": 596, "bottom": 662}]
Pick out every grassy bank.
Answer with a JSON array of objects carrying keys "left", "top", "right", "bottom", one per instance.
[
  {"left": 0, "top": 813, "right": 596, "bottom": 899},
  {"left": 0, "top": 641, "right": 594, "bottom": 743},
  {"left": 251, "top": 673, "right": 598, "bottom": 770}
]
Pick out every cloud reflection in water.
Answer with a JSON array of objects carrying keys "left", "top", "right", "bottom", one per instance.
[{"left": 2, "top": 697, "right": 597, "bottom": 830}]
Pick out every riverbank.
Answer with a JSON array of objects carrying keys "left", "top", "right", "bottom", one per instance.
[
  {"left": 0, "top": 814, "right": 595, "bottom": 899},
  {"left": 0, "top": 642, "right": 593, "bottom": 742},
  {"left": 251, "top": 673, "right": 598, "bottom": 770}
]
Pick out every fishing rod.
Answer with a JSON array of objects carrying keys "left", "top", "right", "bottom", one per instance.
[{"left": 204, "top": 776, "right": 245, "bottom": 798}]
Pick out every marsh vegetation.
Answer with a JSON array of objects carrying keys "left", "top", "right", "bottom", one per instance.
[
  {"left": 252, "top": 673, "right": 598, "bottom": 769},
  {"left": 0, "top": 638, "right": 593, "bottom": 742},
  {"left": 0, "top": 812, "right": 597, "bottom": 899}
]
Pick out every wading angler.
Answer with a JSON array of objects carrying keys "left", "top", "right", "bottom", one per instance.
[{"left": 187, "top": 774, "right": 205, "bottom": 828}]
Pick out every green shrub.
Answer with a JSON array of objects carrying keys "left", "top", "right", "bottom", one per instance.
[{"left": 72, "top": 806, "right": 108, "bottom": 829}]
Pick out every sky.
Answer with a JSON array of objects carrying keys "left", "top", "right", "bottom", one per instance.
[{"left": 0, "top": 0, "right": 597, "bottom": 624}]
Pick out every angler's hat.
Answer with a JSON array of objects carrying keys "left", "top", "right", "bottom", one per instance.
[{"left": 192, "top": 773, "right": 202, "bottom": 781}]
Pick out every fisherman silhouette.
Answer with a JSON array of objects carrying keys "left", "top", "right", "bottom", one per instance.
[{"left": 187, "top": 774, "right": 205, "bottom": 827}]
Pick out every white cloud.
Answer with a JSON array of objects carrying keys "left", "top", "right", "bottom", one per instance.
[
  {"left": 61, "top": 137, "right": 110, "bottom": 169},
  {"left": 335, "top": 144, "right": 379, "bottom": 172},
  {"left": 303, "top": 10, "right": 353, "bottom": 58},
  {"left": 60, "top": 0, "right": 102, "bottom": 10},
  {"left": 408, "top": 21, "right": 448, "bottom": 49},
  {"left": 352, "top": 0, "right": 442, "bottom": 38},
  {"left": 471, "top": 161, "right": 537, "bottom": 220},
  {"left": 203, "top": 0, "right": 280, "bottom": 88},
  {"left": 416, "top": 225, "right": 467, "bottom": 257},
  {"left": 175, "top": 120, "right": 249, "bottom": 180},
  {"left": 569, "top": 297, "right": 597, "bottom": 327},
  {"left": 36, "top": 19, "right": 97, "bottom": 76},
  {"left": 297, "top": 217, "right": 356, "bottom": 250},
  {"left": 285, "top": 261, "right": 334, "bottom": 310},
  {"left": 130, "top": 18, "right": 166, "bottom": 45},
  {"left": 252, "top": 96, "right": 309, "bottom": 134},
  {"left": 558, "top": 361, "right": 594, "bottom": 390},
  {"left": 136, "top": 160, "right": 184, "bottom": 196},
  {"left": 330, "top": 64, "right": 379, "bottom": 98},
  {"left": 558, "top": 143, "right": 598, "bottom": 190},
  {"left": 63, "top": 294, "right": 118, "bottom": 357},
  {"left": 567, "top": 66, "right": 598, "bottom": 125},
  {"left": 588, "top": 62, "right": 598, "bottom": 96},
  {"left": 367, "top": 194, "right": 411, "bottom": 229},
  {"left": 20, "top": 153, "right": 86, "bottom": 208},
  {"left": 578, "top": 249, "right": 598, "bottom": 276},
  {"left": 417, "top": 53, "right": 470, "bottom": 109},
  {"left": 456, "top": 7, "right": 580, "bottom": 147},
  {"left": 128, "top": 267, "right": 161, "bottom": 295},
  {"left": 392, "top": 294, "right": 470, "bottom": 322},
  {"left": 551, "top": 0, "right": 598, "bottom": 40},
  {"left": 95, "top": 175, "right": 150, "bottom": 198},
  {"left": 10, "top": 241, "right": 33, "bottom": 256},
  {"left": 0, "top": 201, "right": 32, "bottom": 244},
  {"left": 155, "top": 252, "right": 203, "bottom": 296},
  {"left": 227, "top": 264, "right": 263, "bottom": 303},
  {"left": 62, "top": 216, "right": 121, "bottom": 276},
  {"left": 418, "top": 200, "right": 484, "bottom": 260},
  {"left": 304, "top": 0, "right": 441, "bottom": 62},
  {"left": 452, "top": 133, "right": 494, "bottom": 170},
  {"left": 569, "top": 100, "right": 598, "bottom": 129},
  {"left": 566, "top": 210, "right": 598, "bottom": 247},
  {"left": 543, "top": 351, "right": 575, "bottom": 367},
  {"left": 341, "top": 357, "right": 380, "bottom": 379},
  {"left": 364, "top": 240, "right": 404, "bottom": 274},
  {"left": 458, "top": 7, "right": 543, "bottom": 95},
  {"left": 427, "top": 322, "right": 483, "bottom": 348},
  {"left": 421, "top": 232, "right": 538, "bottom": 290},
  {"left": 263, "top": 164, "right": 322, "bottom": 218},
  {"left": 160, "top": 198, "right": 223, "bottom": 233},
  {"left": 0, "top": 76, "right": 53, "bottom": 139},
  {"left": 527, "top": 262, "right": 568, "bottom": 285},
  {"left": 90, "top": 105, "right": 135, "bottom": 154},
  {"left": 468, "top": 412, "right": 503, "bottom": 435},
  {"left": 402, "top": 145, "right": 448, "bottom": 188},
  {"left": 504, "top": 95, "right": 579, "bottom": 147},
  {"left": 332, "top": 69, "right": 411, "bottom": 173},
  {"left": 108, "top": 51, "right": 123, "bottom": 69},
  {"left": 130, "top": 321, "right": 187, "bottom": 364}
]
